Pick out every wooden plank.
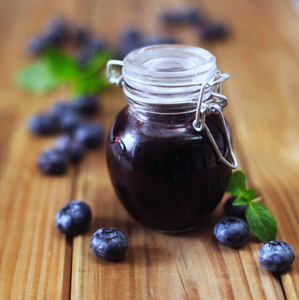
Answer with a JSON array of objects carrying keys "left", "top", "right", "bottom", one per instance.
[
  {"left": 217, "top": 42, "right": 299, "bottom": 299},
  {"left": 0, "top": 0, "right": 77, "bottom": 296},
  {"left": 0, "top": 99, "right": 74, "bottom": 299}
]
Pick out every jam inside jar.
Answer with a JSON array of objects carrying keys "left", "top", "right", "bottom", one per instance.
[{"left": 106, "top": 45, "right": 237, "bottom": 233}]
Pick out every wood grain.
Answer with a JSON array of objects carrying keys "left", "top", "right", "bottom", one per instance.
[{"left": 0, "top": 0, "right": 298, "bottom": 299}]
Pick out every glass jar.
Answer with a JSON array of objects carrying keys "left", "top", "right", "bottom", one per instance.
[{"left": 106, "top": 45, "right": 237, "bottom": 233}]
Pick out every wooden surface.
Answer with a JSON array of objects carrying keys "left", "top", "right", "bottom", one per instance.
[{"left": 0, "top": 0, "right": 299, "bottom": 299}]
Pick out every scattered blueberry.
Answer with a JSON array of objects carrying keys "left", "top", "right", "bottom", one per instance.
[
  {"left": 27, "top": 36, "right": 49, "bottom": 55},
  {"left": 224, "top": 196, "right": 248, "bottom": 220},
  {"left": 198, "top": 23, "right": 227, "bottom": 41},
  {"left": 214, "top": 217, "right": 249, "bottom": 248},
  {"left": 44, "top": 17, "right": 68, "bottom": 45},
  {"left": 259, "top": 241, "right": 295, "bottom": 272},
  {"left": 59, "top": 113, "right": 86, "bottom": 132},
  {"left": 51, "top": 101, "right": 77, "bottom": 116},
  {"left": 121, "top": 28, "right": 143, "bottom": 44},
  {"left": 90, "top": 227, "right": 128, "bottom": 261},
  {"left": 55, "top": 134, "right": 85, "bottom": 163},
  {"left": 161, "top": 7, "right": 203, "bottom": 24},
  {"left": 73, "top": 27, "right": 90, "bottom": 46},
  {"left": 51, "top": 101, "right": 91, "bottom": 132},
  {"left": 28, "top": 113, "right": 60, "bottom": 136},
  {"left": 118, "top": 28, "right": 143, "bottom": 58},
  {"left": 73, "top": 94, "right": 99, "bottom": 115},
  {"left": 77, "top": 39, "right": 105, "bottom": 66},
  {"left": 74, "top": 123, "right": 104, "bottom": 148},
  {"left": 37, "top": 148, "right": 68, "bottom": 175},
  {"left": 183, "top": 8, "right": 203, "bottom": 24},
  {"left": 88, "top": 39, "right": 105, "bottom": 53},
  {"left": 118, "top": 41, "right": 141, "bottom": 59},
  {"left": 55, "top": 200, "right": 92, "bottom": 235}
]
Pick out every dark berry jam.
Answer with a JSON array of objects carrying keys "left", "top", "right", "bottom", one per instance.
[{"left": 106, "top": 106, "right": 231, "bottom": 232}]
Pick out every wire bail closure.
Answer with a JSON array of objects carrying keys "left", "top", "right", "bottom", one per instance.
[
  {"left": 192, "top": 72, "right": 238, "bottom": 169},
  {"left": 106, "top": 59, "right": 238, "bottom": 169}
]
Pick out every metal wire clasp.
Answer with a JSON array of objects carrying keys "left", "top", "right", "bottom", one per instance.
[{"left": 192, "top": 72, "right": 238, "bottom": 169}]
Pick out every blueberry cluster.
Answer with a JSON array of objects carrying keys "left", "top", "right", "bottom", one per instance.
[
  {"left": 55, "top": 200, "right": 129, "bottom": 260},
  {"left": 28, "top": 17, "right": 68, "bottom": 55},
  {"left": 161, "top": 6, "right": 203, "bottom": 25},
  {"left": 214, "top": 197, "right": 295, "bottom": 273},
  {"left": 28, "top": 94, "right": 104, "bottom": 175},
  {"left": 161, "top": 6, "right": 228, "bottom": 42},
  {"left": 117, "top": 6, "right": 228, "bottom": 59},
  {"left": 28, "top": 17, "right": 107, "bottom": 67}
]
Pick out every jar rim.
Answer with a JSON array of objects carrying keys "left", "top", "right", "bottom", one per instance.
[{"left": 123, "top": 44, "right": 217, "bottom": 87}]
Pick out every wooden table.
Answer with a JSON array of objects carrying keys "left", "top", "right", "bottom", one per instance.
[{"left": 0, "top": 0, "right": 298, "bottom": 299}]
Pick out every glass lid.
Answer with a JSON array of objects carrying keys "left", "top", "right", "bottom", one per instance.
[{"left": 123, "top": 45, "right": 217, "bottom": 87}]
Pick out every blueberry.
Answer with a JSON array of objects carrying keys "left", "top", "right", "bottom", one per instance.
[
  {"left": 118, "top": 28, "right": 143, "bottom": 58},
  {"left": 55, "top": 135, "right": 85, "bottom": 163},
  {"left": 199, "top": 23, "right": 228, "bottom": 41},
  {"left": 161, "top": 7, "right": 203, "bottom": 24},
  {"left": 183, "top": 8, "right": 203, "bottom": 24},
  {"left": 118, "top": 41, "right": 142, "bottom": 59},
  {"left": 59, "top": 113, "right": 86, "bottom": 132},
  {"left": 77, "top": 39, "right": 105, "bottom": 66},
  {"left": 90, "top": 228, "right": 128, "bottom": 260},
  {"left": 74, "top": 123, "right": 104, "bottom": 148},
  {"left": 27, "top": 18, "right": 68, "bottom": 55},
  {"left": 27, "top": 36, "right": 49, "bottom": 55},
  {"left": 37, "top": 149, "right": 68, "bottom": 175},
  {"left": 28, "top": 113, "right": 60, "bottom": 136},
  {"left": 55, "top": 200, "right": 92, "bottom": 235},
  {"left": 73, "top": 27, "right": 90, "bottom": 46},
  {"left": 214, "top": 217, "right": 249, "bottom": 248},
  {"left": 73, "top": 95, "right": 99, "bottom": 115},
  {"left": 224, "top": 196, "right": 248, "bottom": 220},
  {"left": 259, "top": 241, "right": 295, "bottom": 272},
  {"left": 51, "top": 101, "right": 77, "bottom": 116},
  {"left": 44, "top": 17, "right": 68, "bottom": 45}
]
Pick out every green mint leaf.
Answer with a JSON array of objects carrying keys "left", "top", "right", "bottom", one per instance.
[
  {"left": 226, "top": 170, "right": 247, "bottom": 196},
  {"left": 73, "top": 71, "right": 109, "bottom": 95},
  {"left": 73, "top": 50, "right": 113, "bottom": 95},
  {"left": 242, "top": 189, "right": 256, "bottom": 201},
  {"left": 44, "top": 48, "right": 80, "bottom": 82},
  {"left": 17, "top": 59, "right": 60, "bottom": 95},
  {"left": 245, "top": 203, "right": 277, "bottom": 242},
  {"left": 232, "top": 196, "right": 249, "bottom": 206},
  {"left": 83, "top": 50, "right": 114, "bottom": 76}
]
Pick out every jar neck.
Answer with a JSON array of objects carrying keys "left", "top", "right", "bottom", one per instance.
[
  {"left": 124, "top": 82, "right": 213, "bottom": 116},
  {"left": 127, "top": 104, "right": 196, "bottom": 127}
]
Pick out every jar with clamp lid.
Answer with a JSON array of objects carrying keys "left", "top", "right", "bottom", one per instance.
[{"left": 106, "top": 45, "right": 237, "bottom": 233}]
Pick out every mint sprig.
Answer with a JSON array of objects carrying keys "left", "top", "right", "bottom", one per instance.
[
  {"left": 17, "top": 59, "right": 61, "bottom": 95},
  {"left": 17, "top": 48, "right": 113, "bottom": 95},
  {"left": 226, "top": 171, "right": 277, "bottom": 242}
]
